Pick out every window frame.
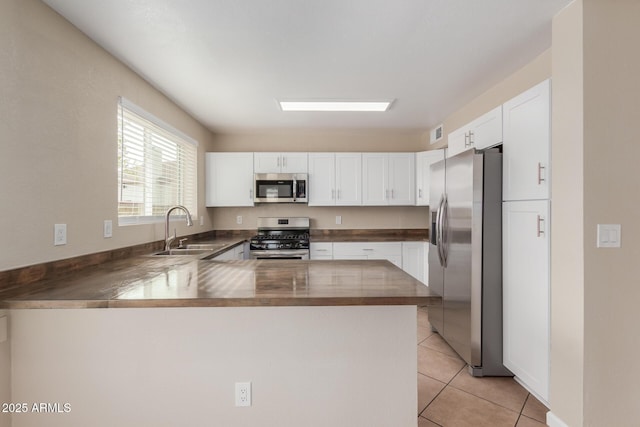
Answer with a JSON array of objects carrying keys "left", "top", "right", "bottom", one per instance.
[{"left": 117, "top": 97, "right": 198, "bottom": 226}]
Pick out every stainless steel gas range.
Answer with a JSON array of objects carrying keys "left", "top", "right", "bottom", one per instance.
[{"left": 249, "top": 217, "right": 310, "bottom": 260}]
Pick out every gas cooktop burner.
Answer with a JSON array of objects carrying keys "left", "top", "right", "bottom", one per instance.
[{"left": 253, "top": 233, "right": 310, "bottom": 241}]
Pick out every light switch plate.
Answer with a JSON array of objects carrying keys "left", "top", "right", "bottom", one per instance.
[
  {"left": 336, "top": 215, "right": 342, "bottom": 225},
  {"left": 54, "top": 224, "right": 67, "bottom": 246},
  {"left": 103, "top": 220, "right": 113, "bottom": 238},
  {"left": 597, "top": 224, "right": 621, "bottom": 248}
]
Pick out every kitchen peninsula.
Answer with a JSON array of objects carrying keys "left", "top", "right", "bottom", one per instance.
[{"left": 1, "top": 249, "right": 439, "bottom": 427}]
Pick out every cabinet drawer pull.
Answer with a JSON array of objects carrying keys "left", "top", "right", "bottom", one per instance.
[
  {"left": 315, "top": 249, "right": 328, "bottom": 252},
  {"left": 537, "top": 215, "right": 545, "bottom": 237},
  {"left": 362, "top": 248, "right": 374, "bottom": 251},
  {"left": 537, "top": 162, "right": 546, "bottom": 184}
]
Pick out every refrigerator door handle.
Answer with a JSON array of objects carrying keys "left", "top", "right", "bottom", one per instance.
[
  {"left": 434, "top": 196, "right": 445, "bottom": 267},
  {"left": 440, "top": 195, "right": 449, "bottom": 267}
]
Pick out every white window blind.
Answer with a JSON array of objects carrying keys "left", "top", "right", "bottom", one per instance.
[{"left": 117, "top": 98, "right": 197, "bottom": 224}]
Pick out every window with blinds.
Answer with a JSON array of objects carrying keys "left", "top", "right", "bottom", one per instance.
[{"left": 117, "top": 98, "right": 197, "bottom": 224}]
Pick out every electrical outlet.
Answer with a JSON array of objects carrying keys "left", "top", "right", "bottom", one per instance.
[
  {"left": 235, "top": 382, "right": 251, "bottom": 407},
  {"left": 200, "top": 216, "right": 204, "bottom": 226},
  {"left": 103, "top": 220, "right": 113, "bottom": 238},
  {"left": 237, "top": 215, "right": 243, "bottom": 225},
  {"left": 335, "top": 215, "right": 342, "bottom": 225},
  {"left": 54, "top": 224, "right": 67, "bottom": 246}
]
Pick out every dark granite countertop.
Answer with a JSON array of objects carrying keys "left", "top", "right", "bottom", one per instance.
[
  {"left": 0, "top": 229, "right": 439, "bottom": 309},
  {"left": 1, "top": 256, "right": 439, "bottom": 309}
]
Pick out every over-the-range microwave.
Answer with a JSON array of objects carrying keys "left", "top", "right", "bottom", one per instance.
[{"left": 254, "top": 173, "right": 308, "bottom": 203}]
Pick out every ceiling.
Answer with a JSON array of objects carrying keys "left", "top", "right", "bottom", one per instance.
[{"left": 42, "top": 0, "right": 571, "bottom": 133}]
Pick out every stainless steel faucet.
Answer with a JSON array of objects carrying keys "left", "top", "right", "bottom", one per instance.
[{"left": 164, "top": 205, "right": 194, "bottom": 250}]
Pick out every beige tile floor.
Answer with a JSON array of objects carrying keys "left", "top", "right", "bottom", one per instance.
[{"left": 417, "top": 307, "right": 549, "bottom": 427}]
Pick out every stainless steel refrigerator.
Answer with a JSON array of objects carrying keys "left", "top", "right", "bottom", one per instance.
[{"left": 428, "top": 148, "right": 511, "bottom": 376}]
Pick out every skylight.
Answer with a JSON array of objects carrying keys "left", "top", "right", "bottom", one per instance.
[{"left": 278, "top": 100, "right": 392, "bottom": 112}]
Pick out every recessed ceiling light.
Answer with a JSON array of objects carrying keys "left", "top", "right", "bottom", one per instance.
[{"left": 278, "top": 100, "right": 392, "bottom": 112}]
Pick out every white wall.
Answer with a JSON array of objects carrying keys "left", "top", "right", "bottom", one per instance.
[
  {"left": 550, "top": 1, "right": 640, "bottom": 425},
  {"left": 10, "top": 306, "right": 416, "bottom": 427},
  {"left": 0, "top": 0, "right": 216, "bottom": 271},
  {"left": 582, "top": 0, "right": 640, "bottom": 425},
  {"left": 550, "top": 1, "right": 584, "bottom": 425}
]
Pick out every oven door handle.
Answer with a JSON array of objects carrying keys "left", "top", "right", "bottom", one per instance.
[{"left": 250, "top": 250, "right": 309, "bottom": 259}]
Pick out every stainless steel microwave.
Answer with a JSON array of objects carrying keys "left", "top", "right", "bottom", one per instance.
[{"left": 254, "top": 173, "right": 308, "bottom": 203}]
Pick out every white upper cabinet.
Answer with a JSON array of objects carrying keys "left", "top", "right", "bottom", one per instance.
[
  {"left": 447, "top": 105, "right": 503, "bottom": 158},
  {"left": 470, "top": 105, "right": 503, "bottom": 150},
  {"left": 254, "top": 152, "right": 308, "bottom": 173},
  {"left": 388, "top": 153, "right": 416, "bottom": 205},
  {"left": 335, "top": 153, "right": 362, "bottom": 205},
  {"left": 362, "top": 153, "right": 415, "bottom": 206},
  {"left": 362, "top": 153, "right": 388, "bottom": 205},
  {"left": 415, "top": 150, "right": 445, "bottom": 206},
  {"left": 308, "top": 153, "right": 335, "bottom": 205},
  {"left": 308, "top": 153, "right": 362, "bottom": 206},
  {"left": 447, "top": 127, "right": 468, "bottom": 159},
  {"left": 205, "top": 152, "right": 254, "bottom": 207},
  {"left": 502, "top": 79, "right": 551, "bottom": 201}
]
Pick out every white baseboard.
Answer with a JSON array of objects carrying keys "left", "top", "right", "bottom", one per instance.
[{"left": 547, "top": 411, "right": 570, "bottom": 427}]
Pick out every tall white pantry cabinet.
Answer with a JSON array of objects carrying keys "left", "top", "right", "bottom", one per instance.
[{"left": 502, "top": 79, "right": 551, "bottom": 403}]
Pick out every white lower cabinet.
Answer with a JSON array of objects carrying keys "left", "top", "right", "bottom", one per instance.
[
  {"left": 310, "top": 241, "right": 428, "bottom": 280},
  {"left": 212, "top": 244, "right": 247, "bottom": 261},
  {"left": 332, "top": 242, "right": 402, "bottom": 268},
  {"left": 401, "top": 242, "right": 428, "bottom": 284},
  {"left": 310, "top": 242, "right": 333, "bottom": 260},
  {"left": 503, "top": 200, "right": 550, "bottom": 401}
]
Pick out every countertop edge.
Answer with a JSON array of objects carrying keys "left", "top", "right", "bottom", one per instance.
[{"left": 3, "top": 296, "right": 440, "bottom": 310}]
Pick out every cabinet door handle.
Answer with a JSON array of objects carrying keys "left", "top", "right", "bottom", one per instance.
[
  {"left": 537, "top": 162, "right": 546, "bottom": 184},
  {"left": 464, "top": 132, "right": 470, "bottom": 147},
  {"left": 249, "top": 189, "right": 253, "bottom": 199},
  {"left": 283, "top": 156, "right": 287, "bottom": 168},
  {"left": 468, "top": 131, "right": 474, "bottom": 145},
  {"left": 537, "top": 215, "right": 545, "bottom": 237},
  {"left": 419, "top": 189, "right": 422, "bottom": 198},
  {"left": 332, "top": 189, "right": 335, "bottom": 199},
  {"left": 391, "top": 189, "right": 395, "bottom": 199},
  {"left": 337, "top": 189, "right": 341, "bottom": 199}
]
